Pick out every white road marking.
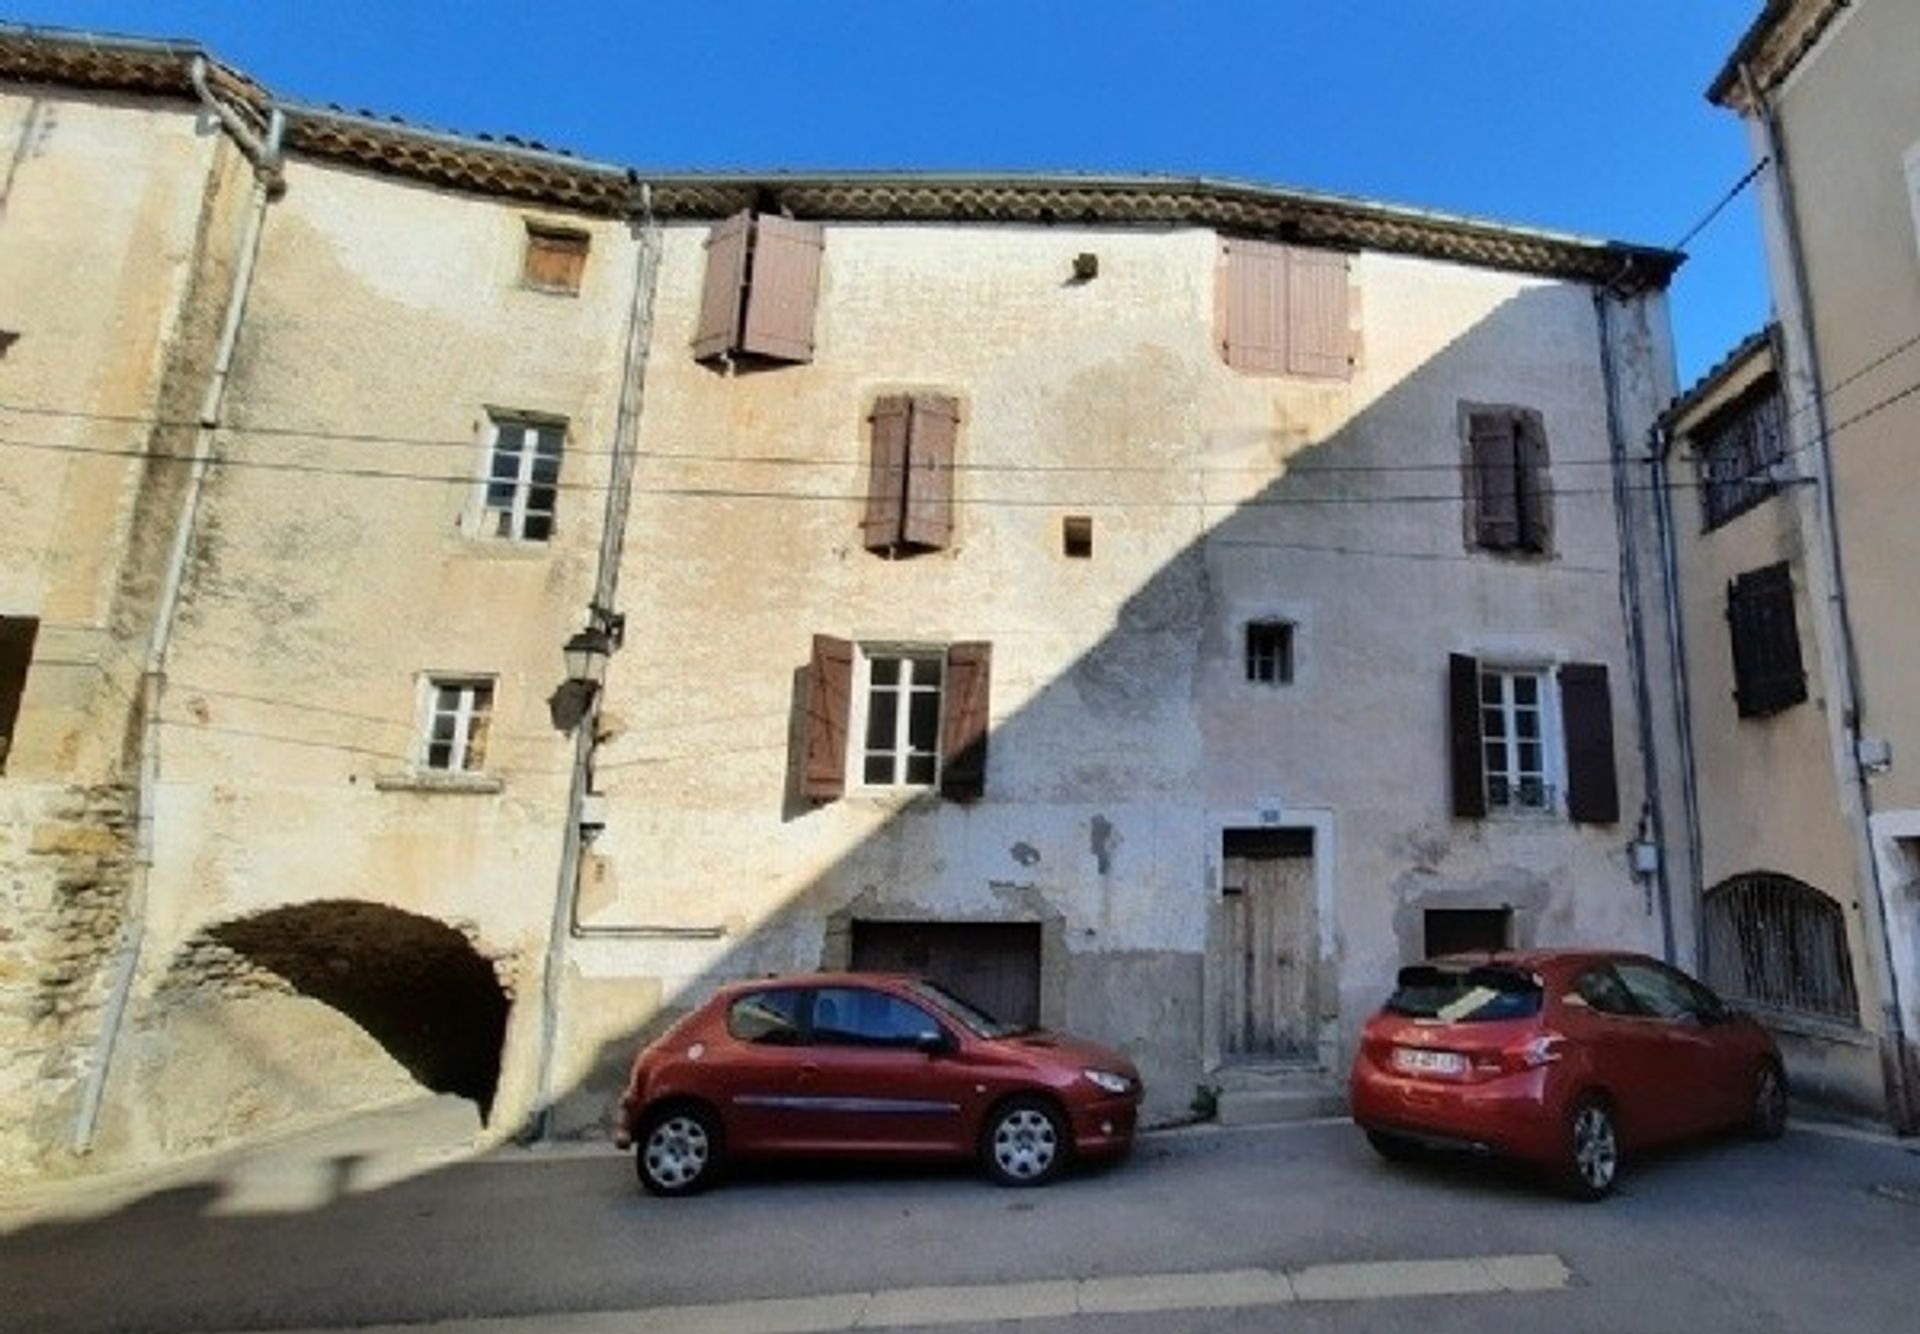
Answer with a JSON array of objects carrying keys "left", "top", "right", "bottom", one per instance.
[{"left": 262, "top": 1253, "right": 1571, "bottom": 1333}]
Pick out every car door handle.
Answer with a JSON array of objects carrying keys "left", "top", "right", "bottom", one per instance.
[{"left": 798, "top": 1063, "right": 820, "bottom": 1081}]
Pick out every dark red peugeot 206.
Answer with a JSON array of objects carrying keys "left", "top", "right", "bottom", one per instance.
[
  {"left": 1350, "top": 950, "right": 1786, "bottom": 1199},
  {"left": 615, "top": 972, "right": 1143, "bottom": 1195}
]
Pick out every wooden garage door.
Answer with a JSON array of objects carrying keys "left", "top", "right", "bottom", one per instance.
[{"left": 850, "top": 921, "right": 1041, "bottom": 1029}]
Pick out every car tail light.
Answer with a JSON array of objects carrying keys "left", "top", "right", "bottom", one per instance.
[{"left": 1492, "top": 1032, "right": 1565, "bottom": 1074}]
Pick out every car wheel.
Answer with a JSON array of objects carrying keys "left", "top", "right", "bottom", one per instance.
[
  {"left": 635, "top": 1103, "right": 722, "bottom": 1197},
  {"left": 982, "top": 1096, "right": 1068, "bottom": 1187},
  {"left": 1365, "top": 1130, "right": 1424, "bottom": 1163},
  {"left": 1748, "top": 1061, "right": 1788, "bottom": 1141},
  {"left": 1565, "top": 1097, "right": 1620, "bottom": 1201}
]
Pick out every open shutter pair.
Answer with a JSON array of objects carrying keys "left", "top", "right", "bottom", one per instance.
[
  {"left": 862, "top": 395, "right": 959, "bottom": 553},
  {"left": 801, "top": 636, "right": 990, "bottom": 803},
  {"left": 1216, "top": 239, "right": 1353, "bottom": 379},
  {"left": 1447, "top": 654, "right": 1618, "bottom": 824},
  {"left": 692, "top": 211, "right": 824, "bottom": 364},
  {"left": 1467, "top": 409, "right": 1551, "bottom": 554},
  {"left": 1727, "top": 562, "right": 1808, "bottom": 717}
]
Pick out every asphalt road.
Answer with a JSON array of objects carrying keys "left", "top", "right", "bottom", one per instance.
[{"left": 3, "top": 1110, "right": 1918, "bottom": 1333}]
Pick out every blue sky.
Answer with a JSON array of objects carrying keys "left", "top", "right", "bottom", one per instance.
[{"left": 10, "top": 1, "right": 1770, "bottom": 382}]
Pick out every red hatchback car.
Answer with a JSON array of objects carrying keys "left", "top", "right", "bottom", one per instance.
[
  {"left": 1350, "top": 950, "right": 1786, "bottom": 1199},
  {"left": 616, "top": 972, "right": 1143, "bottom": 1195}
]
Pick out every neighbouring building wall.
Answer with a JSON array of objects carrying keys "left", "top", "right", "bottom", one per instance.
[
  {"left": 556, "top": 220, "right": 1671, "bottom": 1125},
  {"left": 87, "top": 156, "right": 638, "bottom": 1161},
  {"left": 0, "top": 90, "right": 256, "bottom": 1172}
]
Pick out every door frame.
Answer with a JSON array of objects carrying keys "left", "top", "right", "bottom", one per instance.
[{"left": 1204, "top": 806, "right": 1337, "bottom": 1071}]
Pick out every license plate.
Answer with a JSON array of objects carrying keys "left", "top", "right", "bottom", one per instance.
[{"left": 1392, "top": 1046, "right": 1466, "bottom": 1075}]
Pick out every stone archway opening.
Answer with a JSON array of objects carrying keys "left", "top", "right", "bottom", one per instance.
[{"left": 183, "top": 899, "right": 511, "bottom": 1119}]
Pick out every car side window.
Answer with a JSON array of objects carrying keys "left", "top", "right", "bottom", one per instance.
[
  {"left": 810, "top": 987, "right": 945, "bottom": 1049},
  {"left": 727, "top": 988, "right": 808, "bottom": 1045},
  {"left": 1570, "top": 966, "right": 1641, "bottom": 1017},
  {"left": 1613, "top": 961, "right": 1706, "bottom": 1022}
]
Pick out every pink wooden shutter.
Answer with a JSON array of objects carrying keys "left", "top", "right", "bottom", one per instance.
[
  {"left": 692, "top": 211, "right": 751, "bottom": 361},
  {"left": 802, "top": 635, "right": 853, "bottom": 801},
  {"left": 902, "top": 395, "right": 958, "bottom": 550},
  {"left": 940, "top": 642, "right": 991, "bottom": 802},
  {"left": 1218, "top": 239, "right": 1288, "bottom": 373},
  {"left": 1470, "top": 412, "right": 1521, "bottom": 550},
  {"left": 1285, "top": 248, "right": 1352, "bottom": 379},
  {"left": 741, "top": 215, "right": 824, "bottom": 363},
  {"left": 863, "top": 397, "right": 911, "bottom": 552}
]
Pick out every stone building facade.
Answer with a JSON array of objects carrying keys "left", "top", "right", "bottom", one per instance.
[{"left": 0, "top": 26, "right": 1687, "bottom": 1172}]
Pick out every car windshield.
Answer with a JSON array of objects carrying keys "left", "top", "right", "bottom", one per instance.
[
  {"left": 1386, "top": 965, "right": 1543, "bottom": 1023},
  {"left": 907, "top": 979, "right": 1027, "bottom": 1038}
]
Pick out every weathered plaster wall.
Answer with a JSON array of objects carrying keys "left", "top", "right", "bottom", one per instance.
[{"left": 562, "top": 223, "right": 1667, "bottom": 1122}]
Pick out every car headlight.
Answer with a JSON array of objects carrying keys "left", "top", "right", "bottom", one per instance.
[{"left": 1083, "top": 1069, "right": 1132, "bottom": 1095}]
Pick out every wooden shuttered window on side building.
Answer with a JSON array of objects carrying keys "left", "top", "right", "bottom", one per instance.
[
  {"left": 801, "top": 635, "right": 854, "bottom": 802},
  {"left": 522, "top": 225, "right": 588, "bottom": 294},
  {"left": 1728, "top": 562, "right": 1808, "bottom": 718},
  {"left": 1465, "top": 406, "right": 1551, "bottom": 555},
  {"left": 692, "top": 210, "right": 824, "bottom": 364},
  {"left": 939, "top": 642, "right": 991, "bottom": 802},
  {"left": 1217, "top": 238, "right": 1353, "bottom": 380},
  {"left": 863, "top": 394, "right": 958, "bottom": 554}
]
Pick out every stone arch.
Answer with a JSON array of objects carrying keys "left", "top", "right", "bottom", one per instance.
[{"left": 160, "top": 899, "right": 512, "bottom": 1118}]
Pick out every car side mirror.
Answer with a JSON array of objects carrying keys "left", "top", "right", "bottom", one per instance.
[{"left": 915, "top": 1030, "right": 953, "bottom": 1056}]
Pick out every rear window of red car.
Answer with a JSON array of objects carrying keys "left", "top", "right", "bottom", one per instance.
[{"left": 1386, "top": 965, "right": 1542, "bottom": 1022}]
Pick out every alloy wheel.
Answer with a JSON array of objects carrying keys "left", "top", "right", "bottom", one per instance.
[{"left": 1571, "top": 1102, "right": 1618, "bottom": 1196}]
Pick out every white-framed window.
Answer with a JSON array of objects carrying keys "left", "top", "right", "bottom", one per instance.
[
  {"left": 855, "top": 648, "right": 945, "bottom": 788},
  {"left": 478, "top": 415, "right": 563, "bottom": 542},
  {"left": 418, "top": 676, "right": 495, "bottom": 774},
  {"left": 1479, "top": 665, "right": 1561, "bottom": 814}
]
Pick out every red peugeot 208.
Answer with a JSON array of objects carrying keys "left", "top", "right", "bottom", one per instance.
[
  {"left": 1350, "top": 950, "right": 1786, "bottom": 1199},
  {"left": 616, "top": 972, "right": 1143, "bottom": 1196}
]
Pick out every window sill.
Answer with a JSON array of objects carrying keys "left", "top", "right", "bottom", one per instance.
[
  {"left": 374, "top": 772, "right": 505, "bottom": 796},
  {"left": 845, "top": 786, "right": 942, "bottom": 812},
  {"left": 452, "top": 535, "right": 558, "bottom": 558}
]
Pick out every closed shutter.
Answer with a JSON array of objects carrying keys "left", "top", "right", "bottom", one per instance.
[
  {"left": 0, "top": 616, "right": 38, "bottom": 773},
  {"left": 1469, "top": 411, "right": 1521, "bottom": 550},
  {"left": 863, "top": 397, "right": 911, "bottom": 552},
  {"left": 1218, "top": 238, "right": 1289, "bottom": 373},
  {"left": 1449, "top": 653, "right": 1486, "bottom": 818},
  {"left": 902, "top": 395, "right": 958, "bottom": 550},
  {"left": 1286, "top": 248, "right": 1352, "bottom": 379},
  {"left": 693, "top": 211, "right": 752, "bottom": 361},
  {"left": 940, "top": 641, "right": 992, "bottom": 802},
  {"left": 1560, "top": 662, "right": 1620, "bottom": 824},
  {"left": 523, "top": 228, "right": 587, "bottom": 293},
  {"left": 1729, "top": 562, "right": 1807, "bottom": 717},
  {"left": 1517, "top": 411, "right": 1552, "bottom": 554},
  {"left": 801, "top": 635, "right": 854, "bottom": 801},
  {"left": 740, "top": 215, "right": 824, "bottom": 363}
]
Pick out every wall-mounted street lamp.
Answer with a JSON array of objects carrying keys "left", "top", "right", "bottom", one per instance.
[{"left": 550, "top": 606, "right": 624, "bottom": 733}]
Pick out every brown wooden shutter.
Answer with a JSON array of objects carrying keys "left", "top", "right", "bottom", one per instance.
[
  {"left": 902, "top": 395, "right": 958, "bottom": 550},
  {"left": 1469, "top": 411, "right": 1521, "bottom": 550},
  {"left": 1517, "top": 411, "right": 1552, "bottom": 554},
  {"left": 1728, "top": 562, "right": 1807, "bottom": 717},
  {"left": 940, "top": 641, "right": 991, "bottom": 802},
  {"left": 1560, "top": 662, "right": 1620, "bottom": 824},
  {"left": 863, "top": 396, "right": 911, "bottom": 552},
  {"left": 0, "top": 616, "right": 38, "bottom": 774},
  {"left": 523, "top": 227, "right": 588, "bottom": 294},
  {"left": 1449, "top": 653, "right": 1486, "bottom": 818},
  {"left": 801, "top": 634, "right": 853, "bottom": 802},
  {"left": 740, "top": 215, "right": 824, "bottom": 363},
  {"left": 1286, "top": 248, "right": 1352, "bottom": 379},
  {"left": 692, "top": 211, "right": 751, "bottom": 361},
  {"left": 1218, "top": 238, "right": 1288, "bottom": 373}
]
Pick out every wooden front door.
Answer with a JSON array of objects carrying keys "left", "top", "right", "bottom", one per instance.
[{"left": 1221, "top": 831, "right": 1316, "bottom": 1060}]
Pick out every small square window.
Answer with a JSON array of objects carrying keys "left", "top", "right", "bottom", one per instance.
[
  {"left": 522, "top": 224, "right": 588, "bottom": 295},
  {"left": 420, "top": 677, "right": 494, "bottom": 774},
  {"left": 1245, "top": 621, "right": 1294, "bottom": 686},
  {"left": 1424, "top": 908, "right": 1511, "bottom": 958},
  {"left": 1062, "top": 516, "right": 1093, "bottom": 559}
]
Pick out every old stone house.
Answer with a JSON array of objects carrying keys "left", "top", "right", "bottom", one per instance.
[
  {"left": 1653, "top": 0, "right": 1920, "bottom": 1130},
  {"left": 0, "top": 25, "right": 1688, "bottom": 1172}
]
